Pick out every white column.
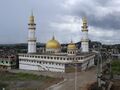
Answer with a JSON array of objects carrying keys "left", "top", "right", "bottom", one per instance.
[
  {"left": 28, "top": 13, "right": 36, "bottom": 53},
  {"left": 81, "top": 17, "right": 89, "bottom": 53}
]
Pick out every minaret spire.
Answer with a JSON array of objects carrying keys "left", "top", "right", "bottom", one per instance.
[
  {"left": 82, "top": 17, "right": 88, "bottom": 32},
  {"left": 81, "top": 17, "right": 89, "bottom": 53},
  {"left": 28, "top": 12, "right": 36, "bottom": 53}
]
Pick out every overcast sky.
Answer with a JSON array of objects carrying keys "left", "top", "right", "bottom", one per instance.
[{"left": 0, "top": 0, "right": 120, "bottom": 44}]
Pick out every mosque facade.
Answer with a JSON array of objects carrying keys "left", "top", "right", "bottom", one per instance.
[{"left": 18, "top": 13, "right": 95, "bottom": 72}]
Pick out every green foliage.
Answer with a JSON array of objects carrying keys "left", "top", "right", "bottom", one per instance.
[{"left": 111, "top": 60, "right": 120, "bottom": 75}]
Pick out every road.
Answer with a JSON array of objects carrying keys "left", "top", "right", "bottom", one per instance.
[{"left": 47, "top": 67, "right": 96, "bottom": 90}]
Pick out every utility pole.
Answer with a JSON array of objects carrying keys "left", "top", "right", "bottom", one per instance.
[
  {"left": 97, "top": 53, "right": 101, "bottom": 88},
  {"left": 75, "top": 63, "right": 77, "bottom": 90},
  {"left": 109, "top": 53, "right": 112, "bottom": 79},
  {"left": 96, "top": 45, "right": 103, "bottom": 88}
]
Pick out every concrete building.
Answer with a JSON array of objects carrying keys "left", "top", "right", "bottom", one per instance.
[{"left": 0, "top": 55, "right": 17, "bottom": 70}]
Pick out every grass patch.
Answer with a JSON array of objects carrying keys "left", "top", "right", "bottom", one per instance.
[
  {"left": 0, "top": 71, "right": 63, "bottom": 90},
  {"left": 111, "top": 60, "right": 120, "bottom": 75},
  {"left": 0, "top": 82, "right": 7, "bottom": 90},
  {"left": 0, "top": 72, "right": 56, "bottom": 81}
]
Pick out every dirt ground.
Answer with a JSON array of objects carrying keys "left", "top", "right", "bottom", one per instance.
[{"left": 111, "top": 79, "right": 120, "bottom": 90}]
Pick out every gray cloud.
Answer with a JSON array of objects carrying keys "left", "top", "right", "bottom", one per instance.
[
  {"left": 0, "top": 0, "right": 119, "bottom": 44},
  {"left": 66, "top": 0, "right": 120, "bottom": 30}
]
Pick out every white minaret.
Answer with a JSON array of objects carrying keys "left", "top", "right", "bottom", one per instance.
[
  {"left": 81, "top": 17, "right": 89, "bottom": 53},
  {"left": 28, "top": 12, "right": 36, "bottom": 53}
]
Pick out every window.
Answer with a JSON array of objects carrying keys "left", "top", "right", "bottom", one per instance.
[
  {"left": 54, "top": 57, "right": 56, "bottom": 59},
  {"left": 11, "top": 62, "right": 13, "bottom": 64},
  {"left": 51, "top": 57, "right": 53, "bottom": 59},
  {"left": 47, "top": 57, "right": 49, "bottom": 59},
  {"left": 44, "top": 56, "right": 46, "bottom": 59}
]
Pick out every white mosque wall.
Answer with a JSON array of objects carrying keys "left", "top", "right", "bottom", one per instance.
[
  {"left": 19, "top": 59, "right": 65, "bottom": 72},
  {"left": 46, "top": 48, "right": 61, "bottom": 53},
  {"left": 81, "top": 57, "right": 94, "bottom": 70},
  {"left": 18, "top": 53, "right": 95, "bottom": 72}
]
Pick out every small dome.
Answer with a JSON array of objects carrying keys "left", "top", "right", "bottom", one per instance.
[
  {"left": 46, "top": 36, "right": 61, "bottom": 49},
  {"left": 67, "top": 41, "right": 76, "bottom": 50}
]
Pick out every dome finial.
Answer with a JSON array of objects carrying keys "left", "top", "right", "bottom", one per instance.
[
  {"left": 31, "top": 10, "right": 33, "bottom": 17},
  {"left": 71, "top": 38, "right": 73, "bottom": 43},
  {"left": 70, "top": 36, "right": 73, "bottom": 43},
  {"left": 29, "top": 10, "right": 34, "bottom": 23},
  {"left": 52, "top": 32, "right": 55, "bottom": 40}
]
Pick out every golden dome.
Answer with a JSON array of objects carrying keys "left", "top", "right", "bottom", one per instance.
[
  {"left": 46, "top": 36, "right": 61, "bottom": 49},
  {"left": 67, "top": 41, "right": 76, "bottom": 50}
]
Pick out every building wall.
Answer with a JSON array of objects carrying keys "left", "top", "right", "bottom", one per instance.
[
  {"left": 81, "top": 56, "right": 95, "bottom": 70},
  {"left": 18, "top": 53, "right": 95, "bottom": 72},
  {"left": 19, "top": 59, "right": 65, "bottom": 72},
  {"left": 0, "top": 58, "right": 16, "bottom": 69}
]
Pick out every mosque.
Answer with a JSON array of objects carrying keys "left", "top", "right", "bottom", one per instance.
[{"left": 18, "top": 13, "right": 95, "bottom": 72}]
